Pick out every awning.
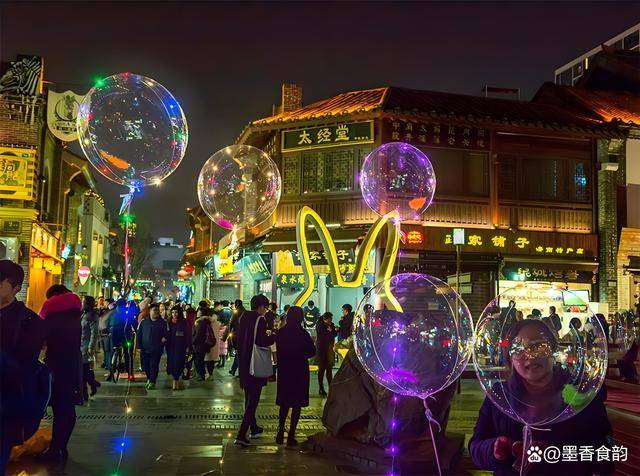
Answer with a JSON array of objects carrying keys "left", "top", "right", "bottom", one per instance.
[{"left": 261, "top": 227, "right": 367, "bottom": 252}]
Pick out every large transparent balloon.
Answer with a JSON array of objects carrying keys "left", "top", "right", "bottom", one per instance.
[
  {"left": 473, "top": 283, "right": 607, "bottom": 427},
  {"left": 354, "top": 273, "right": 473, "bottom": 399},
  {"left": 360, "top": 142, "right": 436, "bottom": 221},
  {"left": 197, "top": 145, "right": 282, "bottom": 230},
  {"left": 77, "top": 73, "right": 188, "bottom": 188}
]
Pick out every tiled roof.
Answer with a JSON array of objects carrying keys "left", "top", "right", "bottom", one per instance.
[
  {"left": 554, "top": 86, "right": 640, "bottom": 125},
  {"left": 251, "top": 86, "right": 610, "bottom": 135},
  {"left": 253, "top": 88, "right": 387, "bottom": 125}
]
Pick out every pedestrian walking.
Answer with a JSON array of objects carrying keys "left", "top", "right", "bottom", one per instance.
[
  {"left": 275, "top": 306, "right": 316, "bottom": 446},
  {"left": 38, "top": 284, "right": 83, "bottom": 464},
  {"left": 167, "top": 305, "right": 191, "bottom": 390},
  {"left": 98, "top": 299, "right": 114, "bottom": 369},
  {"left": 315, "top": 312, "right": 337, "bottom": 396},
  {"left": 303, "top": 300, "right": 320, "bottom": 329},
  {"left": 217, "top": 319, "right": 228, "bottom": 368},
  {"left": 106, "top": 299, "right": 137, "bottom": 382},
  {"left": 137, "top": 304, "right": 168, "bottom": 389},
  {"left": 80, "top": 296, "right": 100, "bottom": 402},
  {"left": 205, "top": 309, "right": 222, "bottom": 379},
  {"left": 192, "top": 307, "right": 216, "bottom": 381},
  {"left": 234, "top": 295, "right": 275, "bottom": 447},
  {"left": 0, "top": 261, "right": 48, "bottom": 474},
  {"left": 228, "top": 299, "right": 245, "bottom": 376}
]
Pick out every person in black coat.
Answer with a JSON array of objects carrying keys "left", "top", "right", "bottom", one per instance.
[
  {"left": 338, "top": 304, "right": 355, "bottom": 341},
  {"left": 0, "top": 260, "right": 46, "bottom": 474},
  {"left": 80, "top": 296, "right": 100, "bottom": 401},
  {"left": 234, "top": 295, "right": 275, "bottom": 447},
  {"left": 315, "top": 312, "right": 337, "bottom": 396},
  {"left": 167, "top": 305, "right": 191, "bottom": 390},
  {"left": 137, "top": 304, "right": 168, "bottom": 389},
  {"left": 469, "top": 319, "right": 614, "bottom": 475},
  {"left": 39, "top": 284, "right": 83, "bottom": 463},
  {"left": 192, "top": 310, "right": 213, "bottom": 381},
  {"left": 275, "top": 306, "right": 315, "bottom": 446}
]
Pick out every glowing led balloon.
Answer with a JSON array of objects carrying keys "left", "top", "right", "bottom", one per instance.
[
  {"left": 354, "top": 273, "right": 473, "bottom": 399},
  {"left": 360, "top": 142, "right": 436, "bottom": 221},
  {"left": 77, "top": 73, "right": 188, "bottom": 188},
  {"left": 197, "top": 145, "right": 281, "bottom": 230},
  {"left": 473, "top": 282, "right": 607, "bottom": 427}
]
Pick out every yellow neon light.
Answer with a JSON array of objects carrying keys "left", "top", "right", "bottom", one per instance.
[{"left": 293, "top": 206, "right": 402, "bottom": 311}]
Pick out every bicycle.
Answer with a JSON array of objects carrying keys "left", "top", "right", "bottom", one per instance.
[{"left": 110, "top": 345, "right": 126, "bottom": 383}]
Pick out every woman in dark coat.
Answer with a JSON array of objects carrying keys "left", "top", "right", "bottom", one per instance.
[
  {"left": 166, "top": 305, "right": 191, "bottom": 390},
  {"left": 469, "top": 319, "right": 614, "bottom": 475},
  {"left": 275, "top": 306, "right": 316, "bottom": 446},
  {"left": 38, "top": 284, "right": 83, "bottom": 463},
  {"left": 80, "top": 295, "right": 100, "bottom": 401},
  {"left": 315, "top": 312, "right": 338, "bottom": 396}
]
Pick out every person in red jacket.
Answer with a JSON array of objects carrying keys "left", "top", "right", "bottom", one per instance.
[{"left": 38, "top": 284, "right": 83, "bottom": 464}]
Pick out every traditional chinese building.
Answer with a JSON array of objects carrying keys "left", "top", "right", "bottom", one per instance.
[{"left": 199, "top": 82, "right": 621, "bottom": 319}]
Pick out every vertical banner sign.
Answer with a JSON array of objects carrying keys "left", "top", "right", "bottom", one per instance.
[
  {"left": 0, "top": 147, "right": 36, "bottom": 200},
  {"left": 47, "top": 90, "right": 85, "bottom": 141}
]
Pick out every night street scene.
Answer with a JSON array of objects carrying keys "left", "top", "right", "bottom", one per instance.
[{"left": 1, "top": 2, "right": 639, "bottom": 476}]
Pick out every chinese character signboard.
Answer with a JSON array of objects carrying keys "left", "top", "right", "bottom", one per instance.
[
  {"left": 282, "top": 121, "right": 374, "bottom": 152},
  {"left": 383, "top": 119, "right": 489, "bottom": 150},
  {"left": 501, "top": 264, "right": 595, "bottom": 283},
  {"left": 0, "top": 146, "right": 36, "bottom": 200},
  {"left": 277, "top": 273, "right": 306, "bottom": 288},
  {"left": 405, "top": 230, "right": 424, "bottom": 245},
  {"left": 290, "top": 248, "right": 356, "bottom": 267},
  {"left": 401, "top": 225, "right": 597, "bottom": 258}
]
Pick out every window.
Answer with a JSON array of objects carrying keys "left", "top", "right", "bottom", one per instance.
[
  {"left": 297, "top": 147, "right": 370, "bottom": 194},
  {"left": 499, "top": 155, "right": 591, "bottom": 203},
  {"left": 282, "top": 155, "right": 300, "bottom": 195},
  {"left": 559, "top": 69, "right": 572, "bottom": 86},
  {"left": 624, "top": 30, "right": 639, "bottom": 50},
  {"left": 423, "top": 148, "right": 489, "bottom": 197},
  {"left": 574, "top": 162, "right": 589, "bottom": 202},
  {"left": 302, "top": 149, "right": 354, "bottom": 193}
]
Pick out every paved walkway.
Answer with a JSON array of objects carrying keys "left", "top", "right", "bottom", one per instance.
[{"left": 6, "top": 357, "right": 635, "bottom": 475}]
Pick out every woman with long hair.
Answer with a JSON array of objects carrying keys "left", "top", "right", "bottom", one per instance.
[
  {"left": 80, "top": 295, "right": 100, "bottom": 401},
  {"left": 166, "top": 305, "right": 191, "bottom": 390}
]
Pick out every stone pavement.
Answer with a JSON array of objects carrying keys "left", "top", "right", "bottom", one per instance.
[{"left": 8, "top": 356, "right": 635, "bottom": 476}]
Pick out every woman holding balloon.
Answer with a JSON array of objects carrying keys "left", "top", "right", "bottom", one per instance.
[{"left": 470, "top": 318, "right": 613, "bottom": 475}]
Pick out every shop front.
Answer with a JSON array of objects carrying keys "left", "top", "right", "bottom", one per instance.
[
  {"left": 398, "top": 224, "right": 599, "bottom": 319},
  {"left": 262, "top": 227, "right": 375, "bottom": 317},
  {"left": 210, "top": 245, "right": 271, "bottom": 304},
  {"left": 28, "top": 223, "right": 63, "bottom": 311}
]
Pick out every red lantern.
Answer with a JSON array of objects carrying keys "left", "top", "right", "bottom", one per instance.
[
  {"left": 183, "top": 264, "right": 195, "bottom": 274},
  {"left": 177, "top": 269, "right": 189, "bottom": 278}
]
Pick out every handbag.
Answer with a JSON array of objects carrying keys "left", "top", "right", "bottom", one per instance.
[{"left": 249, "top": 315, "right": 273, "bottom": 378}]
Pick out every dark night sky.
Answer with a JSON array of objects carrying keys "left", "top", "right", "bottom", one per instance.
[{"left": 2, "top": 1, "right": 639, "bottom": 243}]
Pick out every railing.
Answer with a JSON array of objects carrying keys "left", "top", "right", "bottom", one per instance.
[{"left": 274, "top": 195, "right": 592, "bottom": 233}]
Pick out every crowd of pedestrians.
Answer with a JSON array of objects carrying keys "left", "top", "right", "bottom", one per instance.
[{"left": 0, "top": 259, "right": 356, "bottom": 472}]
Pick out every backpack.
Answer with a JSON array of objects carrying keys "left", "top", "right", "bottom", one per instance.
[{"left": 204, "top": 322, "right": 216, "bottom": 349}]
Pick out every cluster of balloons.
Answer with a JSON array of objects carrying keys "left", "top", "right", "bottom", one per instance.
[
  {"left": 353, "top": 142, "right": 606, "bottom": 440},
  {"left": 77, "top": 71, "right": 608, "bottom": 434}
]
